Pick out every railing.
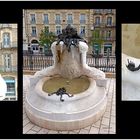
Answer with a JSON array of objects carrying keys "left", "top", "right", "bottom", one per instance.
[
  {"left": 44, "top": 20, "right": 49, "bottom": 24},
  {"left": 23, "top": 54, "right": 116, "bottom": 73},
  {"left": 67, "top": 20, "right": 73, "bottom": 24},
  {"left": 55, "top": 20, "right": 61, "bottom": 24},
  {"left": 0, "top": 66, "right": 17, "bottom": 72},
  {"left": 80, "top": 20, "right": 86, "bottom": 24}
]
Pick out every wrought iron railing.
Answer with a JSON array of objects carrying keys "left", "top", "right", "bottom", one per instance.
[{"left": 23, "top": 54, "right": 116, "bottom": 73}]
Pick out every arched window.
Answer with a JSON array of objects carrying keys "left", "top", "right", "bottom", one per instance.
[
  {"left": 3, "top": 76, "right": 15, "bottom": 96},
  {"left": 3, "top": 32, "right": 10, "bottom": 47}
]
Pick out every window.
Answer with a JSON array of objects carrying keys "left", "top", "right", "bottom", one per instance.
[
  {"left": 107, "top": 17, "right": 112, "bottom": 26},
  {"left": 67, "top": 14, "right": 73, "bottom": 24},
  {"left": 30, "top": 14, "right": 36, "bottom": 24},
  {"left": 56, "top": 26, "right": 61, "bottom": 35},
  {"left": 3, "top": 77, "right": 15, "bottom": 96},
  {"left": 106, "top": 30, "right": 112, "bottom": 40},
  {"left": 80, "top": 14, "right": 86, "bottom": 24},
  {"left": 55, "top": 14, "right": 61, "bottom": 24},
  {"left": 31, "top": 27, "right": 37, "bottom": 36},
  {"left": 104, "top": 43, "right": 112, "bottom": 55},
  {"left": 4, "top": 54, "right": 11, "bottom": 72},
  {"left": 95, "top": 17, "right": 100, "bottom": 26},
  {"left": 93, "top": 30, "right": 100, "bottom": 39},
  {"left": 80, "top": 26, "right": 85, "bottom": 36},
  {"left": 3, "top": 33, "right": 10, "bottom": 47},
  {"left": 44, "top": 14, "right": 49, "bottom": 24}
]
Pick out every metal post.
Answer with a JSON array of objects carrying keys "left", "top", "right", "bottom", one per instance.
[{"left": 106, "top": 48, "right": 110, "bottom": 72}]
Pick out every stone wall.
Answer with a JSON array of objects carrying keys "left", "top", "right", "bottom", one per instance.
[{"left": 122, "top": 24, "right": 140, "bottom": 58}]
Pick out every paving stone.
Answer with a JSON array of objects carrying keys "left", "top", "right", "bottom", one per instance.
[
  {"left": 79, "top": 129, "right": 89, "bottom": 134},
  {"left": 99, "top": 124, "right": 109, "bottom": 134},
  {"left": 23, "top": 113, "right": 27, "bottom": 120},
  {"left": 31, "top": 125, "right": 41, "bottom": 132},
  {"left": 101, "top": 117, "right": 110, "bottom": 126},
  {"left": 111, "top": 116, "right": 116, "bottom": 124},
  {"left": 89, "top": 127, "right": 99, "bottom": 134},
  {"left": 103, "top": 111, "right": 110, "bottom": 118},
  {"left": 23, "top": 122, "right": 34, "bottom": 134},
  {"left": 26, "top": 130, "right": 37, "bottom": 134},
  {"left": 92, "top": 119, "right": 101, "bottom": 128},
  {"left": 59, "top": 131, "right": 69, "bottom": 134},
  {"left": 37, "top": 128, "right": 49, "bottom": 134},
  {"left": 48, "top": 130, "right": 59, "bottom": 134},
  {"left": 23, "top": 117, "right": 30, "bottom": 127},
  {"left": 83, "top": 126, "right": 91, "bottom": 131},
  {"left": 109, "top": 123, "right": 116, "bottom": 133}
]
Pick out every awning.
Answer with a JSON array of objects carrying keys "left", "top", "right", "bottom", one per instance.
[{"left": 4, "top": 80, "right": 15, "bottom": 83}]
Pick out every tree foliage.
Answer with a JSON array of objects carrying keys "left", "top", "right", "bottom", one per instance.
[
  {"left": 39, "top": 26, "right": 56, "bottom": 49},
  {"left": 90, "top": 29, "right": 104, "bottom": 52}
]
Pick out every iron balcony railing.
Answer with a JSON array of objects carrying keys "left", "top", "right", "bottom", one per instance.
[
  {"left": 44, "top": 20, "right": 49, "bottom": 24},
  {"left": 0, "top": 66, "right": 17, "bottom": 72},
  {"left": 55, "top": 20, "right": 61, "bottom": 24},
  {"left": 80, "top": 20, "right": 86, "bottom": 24},
  {"left": 23, "top": 53, "right": 116, "bottom": 73},
  {"left": 30, "top": 20, "right": 36, "bottom": 24},
  {"left": 67, "top": 20, "right": 73, "bottom": 24}
]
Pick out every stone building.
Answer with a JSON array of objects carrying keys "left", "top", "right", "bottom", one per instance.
[
  {"left": 23, "top": 9, "right": 115, "bottom": 56},
  {"left": 0, "top": 24, "right": 17, "bottom": 101}
]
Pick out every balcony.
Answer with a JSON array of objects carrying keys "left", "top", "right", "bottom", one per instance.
[
  {"left": 0, "top": 24, "right": 12, "bottom": 29},
  {"left": 103, "top": 37, "right": 116, "bottom": 41},
  {"left": 44, "top": 20, "right": 49, "bottom": 24},
  {"left": 93, "top": 9, "right": 103, "bottom": 15},
  {"left": 30, "top": 20, "right": 36, "bottom": 24},
  {"left": 55, "top": 20, "right": 61, "bottom": 24},
  {"left": 0, "top": 41, "right": 17, "bottom": 49},
  {"left": 80, "top": 20, "right": 86, "bottom": 24},
  {"left": 67, "top": 20, "right": 73, "bottom": 24},
  {"left": 105, "top": 10, "right": 114, "bottom": 15},
  {"left": 94, "top": 23, "right": 102, "bottom": 27},
  {"left": 0, "top": 65, "right": 17, "bottom": 73},
  {"left": 31, "top": 33, "right": 37, "bottom": 37},
  {"left": 105, "top": 23, "right": 116, "bottom": 27}
]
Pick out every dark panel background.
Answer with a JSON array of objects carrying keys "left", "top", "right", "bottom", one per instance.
[{"left": 0, "top": 1, "right": 139, "bottom": 139}]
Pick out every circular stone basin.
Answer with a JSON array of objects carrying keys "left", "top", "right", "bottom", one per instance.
[{"left": 42, "top": 76, "right": 90, "bottom": 94}]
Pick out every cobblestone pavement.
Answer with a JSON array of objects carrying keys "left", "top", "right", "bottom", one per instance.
[{"left": 23, "top": 76, "right": 116, "bottom": 134}]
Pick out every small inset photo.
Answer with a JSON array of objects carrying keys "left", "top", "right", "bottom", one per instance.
[
  {"left": 0, "top": 24, "right": 18, "bottom": 101},
  {"left": 122, "top": 24, "right": 140, "bottom": 101}
]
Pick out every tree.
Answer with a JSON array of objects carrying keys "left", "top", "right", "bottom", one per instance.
[
  {"left": 90, "top": 29, "right": 104, "bottom": 57},
  {"left": 39, "top": 26, "right": 56, "bottom": 50}
]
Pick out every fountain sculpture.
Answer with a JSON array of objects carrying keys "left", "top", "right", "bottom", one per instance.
[
  {"left": 0, "top": 74, "right": 7, "bottom": 101},
  {"left": 25, "top": 25, "right": 107, "bottom": 130},
  {"left": 122, "top": 53, "right": 140, "bottom": 100}
]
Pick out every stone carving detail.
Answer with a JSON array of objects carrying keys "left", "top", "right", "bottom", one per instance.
[
  {"left": 48, "top": 87, "right": 73, "bottom": 102},
  {"left": 56, "top": 24, "right": 87, "bottom": 52},
  {"left": 126, "top": 59, "right": 140, "bottom": 72}
]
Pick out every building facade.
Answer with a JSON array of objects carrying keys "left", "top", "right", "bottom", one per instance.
[
  {"left": 0, "top": 24, "right": 17, "bottom": 101},
  {"left": 23, "top": 9, "right": 116, "bottom": 56}
]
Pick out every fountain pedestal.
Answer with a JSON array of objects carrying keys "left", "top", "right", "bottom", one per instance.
[{"left": 25, "top": 25, "right": 107, "bottom": 130}]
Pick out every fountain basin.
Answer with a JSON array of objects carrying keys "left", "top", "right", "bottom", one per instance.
[
  {"left": 25, "top": 75, "right": 107, "bottom": 130},
  {"left": 42, "top": 75, "right": 90, "bottom": 95}
]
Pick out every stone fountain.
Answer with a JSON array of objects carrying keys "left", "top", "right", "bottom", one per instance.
[
  {"left": 122, "top": 53, "right": 140, "bottom": 100},
  {"left": 0, "top": 74, "right": 7, "bottom": 101},
  {"left": 25, "top": 25, "right": 107, "bottom": 130}
]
